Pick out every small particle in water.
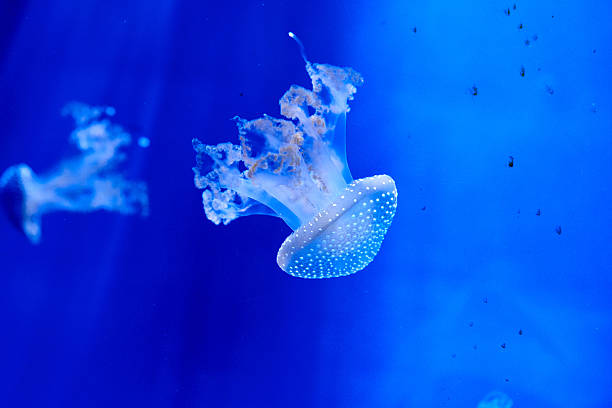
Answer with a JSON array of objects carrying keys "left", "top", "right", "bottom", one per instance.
[
  {"left": 536, "top": 209, "right": 541, "bottom": 216},
  {"left": 520, "top": 66, "right": 525, "bottom": 77},
  {"left": 518, "top": 329, "right": 523, "bottom": 335},
  {"left": 555, "top": 225, "right": 562, "bottom": 235},
  {"left": 518, "top": 23, "right": 523, "bottom": 29},
  {"left": 105, "top": 106, "right": 116, "bottom": 116},
  {"left": 469, "top": 321, "right": 474, "bottom": 327},
  {"left": 525, "top": 39, "right": 531, "bottom": 46},
  {"left": 483, "top": 297, "right": 488, "bottom": 304},
  {"left": 501, "top": 343, "right": 506, "bottom": 349},
  {"left": 545, "top": 85, "right": 555, "bottom": 95},
  {"left": 473, "top": 344, "right": 478, "bottom": 350},
  {"left": 517, "top": 209, "right": 521, "bottom": 215},
  {"left": 513, "top": 4, "right": 516, "bottom": 10},
  {"left": 451, "top": 353, "right": 457, "bottom": 358},
  {"left": 138, "top": 137, "right": 151, "bottom": 148},
  {"left": 413, "top": 27, "right": 417, "bottom": 33},
  {"left": 532, "top": 34, "right": 539, "bottom": 41},
  {"left": 508, "top": 156, "right": 514, "bottom": 167},
  {"left": 505, "top": 378, "right": 510, "bottom": 382},
  {"left": 421, "top": 206, "right": 427, "bottom": 211},
  {"left": 590, "top": 103, "right": 598, "bottom": 113},
  {"left": 505, "top": 8, "right": 511, "bottom": 16},
  {"left": 471, "top": 85, "right": 478, "bottom": 96},
  {"left": 552, "top": 15, "right": 555, "bottom": 18},
  {"left": 593, "top": 49, "right": 597, "bottom": 54},
  {"left": 239, "top": 92, "right": 244, "bottom": 96}
]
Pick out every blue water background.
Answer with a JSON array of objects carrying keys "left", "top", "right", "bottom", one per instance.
[{"left": 0, "top": 0, "right": 611, "bottom": 406}]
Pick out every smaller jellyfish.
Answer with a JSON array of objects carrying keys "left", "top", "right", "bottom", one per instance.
[
  {"left": 477, "top": 391, "right": 513, "bottom": 408},
  {"left": 0, "top": 103, "right": 148, "bottom": 244},
  {"left": 193, "top": 33, "right": 398, "bottom": 278}
]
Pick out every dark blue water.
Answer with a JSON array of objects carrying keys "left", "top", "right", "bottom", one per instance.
[{"left": 1, "top": 1, "right": 610, "bottom": 407}]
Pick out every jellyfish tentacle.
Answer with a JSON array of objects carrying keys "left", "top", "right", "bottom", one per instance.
[{"left": 288, "top": 32, "right": 309, "bottom": 65}]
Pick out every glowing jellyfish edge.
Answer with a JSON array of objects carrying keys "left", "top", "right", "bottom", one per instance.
[{"left": 193, "top": 33, "right": 397, "bottom": 278}]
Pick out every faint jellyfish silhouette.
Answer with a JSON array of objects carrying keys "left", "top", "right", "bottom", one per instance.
[
  {"left": 193, "top": 33, "right": 397, "bottom": 278},
  {"left": 477, "top": 391, "right": 513, "bottom": 408},
  {"left": 0, "top": 103, "right": 149, "bottom": 244}
]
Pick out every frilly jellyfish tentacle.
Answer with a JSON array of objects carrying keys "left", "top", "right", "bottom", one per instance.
[
  {"left": 0, "top": 103, "right": 148, "bottom": 244},
  {"left": 193, "top": 35, "right": 397, "bottom": 278}
]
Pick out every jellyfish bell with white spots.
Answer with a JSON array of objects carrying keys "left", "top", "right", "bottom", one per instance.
[
  {"left": 0, "top": 103, "right": 149, "bottom": 244},
  {"left": 193, "top": 33, "right": 397, "bottom": 278}
]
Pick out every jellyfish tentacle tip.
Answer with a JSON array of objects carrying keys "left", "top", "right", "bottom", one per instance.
[{"left": 288, "top": 31, "right": 309, "bottom": 64}]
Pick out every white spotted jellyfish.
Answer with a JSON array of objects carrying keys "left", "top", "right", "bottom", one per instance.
[{"left": 192, "top": 33, "right": 397, "bottom": 278}]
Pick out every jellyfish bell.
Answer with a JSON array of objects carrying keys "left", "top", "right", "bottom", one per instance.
[
  {"left": 0, "top": 164, "right": 44, "bottom": 243},
  {"left": 277, "top": 175, "right": 397, "bottom": 278}
]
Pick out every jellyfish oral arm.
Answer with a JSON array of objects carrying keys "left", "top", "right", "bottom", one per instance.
[{"left": 194, "top": 60, "right": 363, "bottom": 230}]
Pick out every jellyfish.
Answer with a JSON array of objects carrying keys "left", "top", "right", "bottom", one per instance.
[
  {"left": 0, "top": 103, "right": 149, "bottom": 244},
  {"left": 192, "top": 33, "right": 397, "bottom": 279},
  {"left": 477, "top": 391, "right": 513, "bottom": 408}
]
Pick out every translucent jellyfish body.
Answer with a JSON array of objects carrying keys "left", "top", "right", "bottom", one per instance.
[
  {"left": 477, "top": 391, "right": 513, "bottom": 408},
  {"left": 193, "top": 34, "right": 397, "bottom": 278},
  {"left": 0, "top": 103, "right": 148, "bottom": 244}
]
